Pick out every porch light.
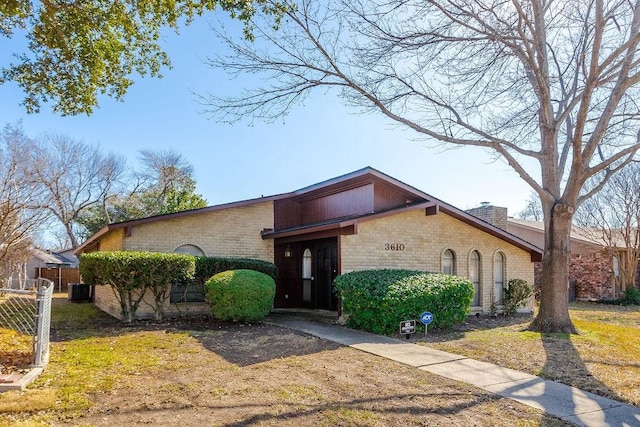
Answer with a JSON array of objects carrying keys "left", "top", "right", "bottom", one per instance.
[{"left": 284, "top": 245, "right": 293, "bottom": 258}]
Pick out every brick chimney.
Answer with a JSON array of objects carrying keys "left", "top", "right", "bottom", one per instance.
[{"left": 466, "top": 202, "right": 508, "bottom": 231}]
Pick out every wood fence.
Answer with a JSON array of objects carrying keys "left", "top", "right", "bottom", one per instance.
[{"left": 34, "top": 268, "right": 81, "bottom": 292}]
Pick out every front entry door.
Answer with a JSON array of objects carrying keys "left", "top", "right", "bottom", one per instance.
[
  {"left": 301, "top": 241, "right": 338, "bottom": 310},
  {"left": 315, "top": 244, "right": 338, "bottom": 310}
]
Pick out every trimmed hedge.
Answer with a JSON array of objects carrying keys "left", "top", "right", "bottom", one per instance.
[
  {"left": 205, "top": 269, "right": 276, "bottom": 321},
  {"left": 193, "top": 257, "right": 277, "bottom": 286},
  {"left": 334, "top": 269, "right": 474, "bottom": 335},
  {"left": 80, "top": 251, "right": 195, "bottom": 323}
]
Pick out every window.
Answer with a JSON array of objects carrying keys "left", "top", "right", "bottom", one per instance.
[
  {"left": 170, "top": 244, "right": 206, "bottom": 303},
  {"left": 493, "top": 252, "right": 505, "bottom": 305},
  {"left": 302, "top": 248, "right": 313, "bottom": 303},
  {"left": 442, "top": 249, "right": 456, "bottom": 275},
  {"left": 469, "top": 250, "right": 481, "bottom": 306},
  {"left": 174, "top": 244, "right": 205, "bottom": 256}
]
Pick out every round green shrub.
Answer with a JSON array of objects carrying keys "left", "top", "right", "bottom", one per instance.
[
  {"left": 204, "top": 269, "right": 276, "bottom": 321},
  {"left": 335, "top": 269, "right": 475, "bottom": 335}
]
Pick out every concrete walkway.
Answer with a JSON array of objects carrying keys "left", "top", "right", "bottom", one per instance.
[{"left": 267, "top": 314, "right": 640, "bottom": 427}]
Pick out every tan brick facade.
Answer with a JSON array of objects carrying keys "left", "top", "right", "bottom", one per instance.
[
  {"left": 79, "top": 168, "right": 540, "bottom": 320},
  {"left": 340, "top": 209, "right": 535, "bottom": 312},
  {"left": 86, "top": 228, "right": 125, "bottom": 319},
  {"left": 90, "top": 202, "right": 275, "bottom": 320},
  {"left": 99, "top": 228, "right": 124, "bottom": 251},
  {"left": 122, "top": 201, "right": 274, "bottom": 260}
]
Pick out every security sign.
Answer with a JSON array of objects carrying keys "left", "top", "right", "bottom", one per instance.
[
  {"left": 420, "top": 311, "right": 434, "bottom": 325},
  {"left": 400, "top": 320, "right": 416, "bottom": 338}
]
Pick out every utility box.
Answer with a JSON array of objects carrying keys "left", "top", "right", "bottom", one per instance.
[{"left": 68, "top": 283, "right": 94, "bottom": 302}]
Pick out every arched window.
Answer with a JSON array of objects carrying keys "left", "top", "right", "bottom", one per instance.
[
  {"left": 442, "top": 249, "right": 456, "bottom": 275},
  {"left": 493, "top": 252, "right": 505, "bottom": 305},
  {"left": 469, "top": 250, "right": 481, "bottom": 306},
  {"left": 170, "top": 244, "right": 205, "bottom": 303},
  {"left": 302, "top": 248, "right": 313, "bottom": 303},
  {"left": 174, "top": 244, "right": 205, "bottom": 256}
]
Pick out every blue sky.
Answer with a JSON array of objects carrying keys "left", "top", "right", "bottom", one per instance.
[{"left": 0, "top": 12, "right": 533, "bottom": 216}]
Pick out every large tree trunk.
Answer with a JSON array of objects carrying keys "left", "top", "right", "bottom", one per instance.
[{"left": 529, "top": 203, "right": 579, "bottom": 334}]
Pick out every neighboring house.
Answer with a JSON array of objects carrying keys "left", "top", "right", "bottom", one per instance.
[
  {"left": 27, "top": 248, "right": 80, "bottom": 291},
  {"left": 506, "top": 217, "right": 632, "bottom": 301},
  {"left": 7, "top": 248, "right": 80, "bottom": 290},
  {"left": 75, "top": 167, "right": 542, "bottom": 320}
]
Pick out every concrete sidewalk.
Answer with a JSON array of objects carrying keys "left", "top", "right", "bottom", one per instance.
[{"left": 267, "top": 314, "right": 640, "bottom": 427}]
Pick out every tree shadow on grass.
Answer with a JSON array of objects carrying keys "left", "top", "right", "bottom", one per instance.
[
  {"left": 188, "top": 323, "right": 343, "bottom": 366},
  {"left": 76, "top": 390, "right": 570, "bottom": 427},
  {"left": 421, "top": 312, "right": 534, "bottom": 344},
  {"left": 49, "top": 299, "right": 344, "bottom": 366},
  {"left": 494, "top": 333, "right": 635, "bottom": 426},
  {"left": 539, "top": 333, "right": 624, "bottom": 403}
]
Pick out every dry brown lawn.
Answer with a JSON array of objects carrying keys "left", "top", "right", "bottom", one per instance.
[
  {"left": 0, "top": 297, "right": 569, "bottom": 427},
  {"left": 422, "top": 302, "right": 640, "bottom": 408}
]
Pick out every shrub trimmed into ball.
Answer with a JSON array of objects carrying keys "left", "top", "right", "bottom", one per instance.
[{"left": 205, "top": 269, "right": 276, "bottom": 321}]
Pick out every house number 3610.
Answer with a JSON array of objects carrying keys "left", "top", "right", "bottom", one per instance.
[{"left": 385, "top": 243, "right": 405, "bottom": 251}]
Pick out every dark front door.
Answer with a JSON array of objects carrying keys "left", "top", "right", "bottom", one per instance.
[
  {"left": 301, "top": 240, "right": 338, "bottom": 310},
  {"left": 315, "top": 243, "right": 338, "bottom": 310}
]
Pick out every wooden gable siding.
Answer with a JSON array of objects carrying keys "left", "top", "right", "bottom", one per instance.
[
  {"left": 374, "top": 182, "right": 415, "bottom": 211},
  {"left": 302, "top": 183, "right": 374, "bottom": 224},
  {"left": 274, "top": 198, "right": 302, "bottom": 230},
  {"left": 274, "top": 180, "right": 415, "bottom": 231}
]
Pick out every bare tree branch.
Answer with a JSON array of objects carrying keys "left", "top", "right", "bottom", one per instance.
[{"left": 201, "top": 0, "right": 640, "bottom": 332}]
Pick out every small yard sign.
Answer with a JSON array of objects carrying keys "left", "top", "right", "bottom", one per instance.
[
  {"left": 420, "top": 311, "right": 434, "bottom": 325},
  {"left": 420, "top": 311, "right": 434, "bottom": 336},
  {"left": 400, "top": 320, "right": 416, "bottom": 339}
]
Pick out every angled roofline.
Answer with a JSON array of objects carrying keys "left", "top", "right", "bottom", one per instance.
[
  {"left": 32, "top": 248, "right": 74, "bottom": 265},
  {"left": 290, "top": 166, "right": 432, "bottom": 200},
  {"left": 438, "top": 205, "right": 542, "bottom": 261},
  {"left": 75, "top": 167, "right": 542, "bottom": 261},
  {"left": 74, "top": 195, "right": 285, "bottom": 255},
  {"left": 507, "top": 217, "right": 605, "bottom": 249}
]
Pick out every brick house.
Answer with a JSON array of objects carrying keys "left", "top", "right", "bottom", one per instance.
[
  {"left": 506, "top": 217, "right": 629, "bottom": 301},
  {"left": 75, "top": 167, "right": 542, "bottom": 319}
]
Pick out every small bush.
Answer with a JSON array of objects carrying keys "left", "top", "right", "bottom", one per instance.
[
  {"left": 205, "top": 269, "right": 276, "bottom": 322},
  {"left": 503, "top": 279, "right": 534, "bottom": 316},
  {"left": 80, "top": 251, "right": 195, "bottom": 322},
  {"left": 194, "top": 257, "right": 277, "bottom": 286},
  {"left": 334, "top": 269, "right": 474, "bottom": 335},
  {"left": 600, "top": 286, "right": 640, "bottom": 306},
  {"left": 623, "top": 287, "right": 640, "bottom": 305}
]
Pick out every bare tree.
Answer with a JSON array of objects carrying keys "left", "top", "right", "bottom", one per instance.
[
  {"left": 575, "top": 162, "right": 640, "bottom": 297},
  {"left": 0, "top": 125, "right": 48, "bottom": 283},
  {"left": 30, "top": 134, "right": 125, "bottom": 248},
  {"left": 518, "top": 192, "right": 543, "bottom": 221},
  {"left": 136, "top": 149, "right": 207, "bottom": 216},
  {"left": 75, "top": 149, "right": 207, "bottom": 239},
  {"left": 204, "top": 0, "right": 640, "bottom": 333}
]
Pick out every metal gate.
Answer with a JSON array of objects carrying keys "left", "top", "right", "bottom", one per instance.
[{"left": 0, "top": 278, "right": 54, "bottom": 367}]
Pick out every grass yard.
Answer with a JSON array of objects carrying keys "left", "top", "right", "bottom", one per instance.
[
  {"left": 0, "top": 328, "right": 32, "bottom": 374},
  {"left": 423, "top": 302, "right": 640, "bottom": 408},
  {"left": 0, "top": 295, "right": 569, "bottom": 427}
]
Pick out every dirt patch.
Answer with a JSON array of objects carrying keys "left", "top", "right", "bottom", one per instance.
[
  {"left": 59, "top": 320, "right": 566, "bottom": 427},
  {"left": 1, "top": 300, "right": 572, "bottom": 425}
]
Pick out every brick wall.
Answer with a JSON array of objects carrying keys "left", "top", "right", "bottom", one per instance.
[
  {"left": 99, "top": 228, "right": 124, "bottom": 251},
  {"left": 85, "top": 228, "right": 125, "bottom": 319},
  {"left": 92, "top": 201, "right": 275, "bottom": 320},
  {"left": 570, "top": 252, "right": 614, "bottom": 301},
  {"left": 466, "top": 204, "right": 508, "bottom": 231},
  {"left": 123, "top": 202, "right": 274, "bottom": 260},
  {"left": 532, "top": 252, "right": 616, "bottom": 302},
  {"left": 340, "top": 209, "right": 535, "bottom": 312}
]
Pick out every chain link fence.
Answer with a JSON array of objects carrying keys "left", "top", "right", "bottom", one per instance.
[{"left": 0, "top": 278, "right": 54, "bottom": 367}]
